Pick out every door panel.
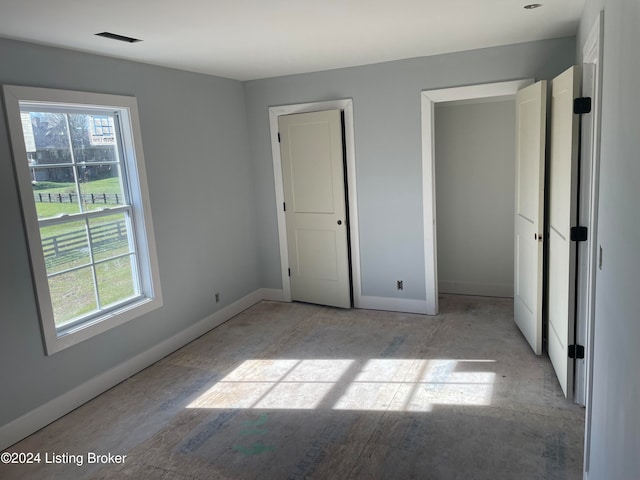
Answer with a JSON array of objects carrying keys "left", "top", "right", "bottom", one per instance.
[
  {"left": 548, "top": 65, "right": 580, "bottom": 398},
  {"left": 295, "top": 228, "right": 339, "bottom": 281},
  {"left": 514, "top": 81, "right": 547, "bottom": 355},
  {"left": 279, "top": 110, "right": 351, "bottom": 308},
  {"left": 288, "top": 122, "right": 335, "bottom": 213}
]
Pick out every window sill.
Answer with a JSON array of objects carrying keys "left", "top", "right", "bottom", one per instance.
[{"left": 43, "top": 296, "right": 163, "bottom": 355}]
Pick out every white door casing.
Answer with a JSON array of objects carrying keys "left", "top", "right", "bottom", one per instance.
[
  {"left": 575, "top": 64, "right": 596, "bottom": 407},
  {"left": 420, "top": 79, "right": 533, "bottom": 316},
  {"left": 269, "top": 99, "right": 361, "bottom": 308},
  {"left": 514, "top": 80, "right": 547, "bottom": 355},
  {"left": 580, "top": 11, "right": 604, "bottom": 474},
  {"left": 548, "top": 65, "right": 581, "bottom": 399},
  {"left": 278, "top": 110, "right": 351, "bottom": 308}
]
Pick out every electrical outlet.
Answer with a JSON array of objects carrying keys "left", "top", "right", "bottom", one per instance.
[
  {"left": 397, "top": 280, "right": 403, "bottom": 290},
  {"left": 215, "top": 292, "right": 220, "bottom": 303}
]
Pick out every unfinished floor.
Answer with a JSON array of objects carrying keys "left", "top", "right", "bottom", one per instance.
[{"left": 2, "top": 294, "right": 584, "bottom": 479}]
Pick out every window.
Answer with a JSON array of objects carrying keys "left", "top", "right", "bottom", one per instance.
[{"left": 3, "top": 85, "right": 162, "bottom": 354}]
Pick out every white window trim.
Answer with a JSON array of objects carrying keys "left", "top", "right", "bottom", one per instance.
[{"left": 3, "top": 85, "right": 162, "bottom": 354}]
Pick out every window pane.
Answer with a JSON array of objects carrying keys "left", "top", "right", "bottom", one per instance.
[
  {"left": 89, "top": 213, "right": 133, "bottom": 262},
  {"left": 81, "top": 115, "right": 117, "bottom": 155},
  {"left": 49, "top": 267, "right": 97, "bottom": 326},
  {"left": 41, "top": 221, "right": 90, "bottom": 275},
  {"left": 69, "top": 114, "right": 117, "bottom": 164},
  {"left": 96, "top": 256, "right": 137, "bottom": 308},
  {"left": 21, "top": 112, "right": 72, "bottom": 164},
  {"left": 78, "top": 165, "right": 126, "bottom": 212},
  {"left": 32, "top": 167, "right": 81, "bottom": 218}
]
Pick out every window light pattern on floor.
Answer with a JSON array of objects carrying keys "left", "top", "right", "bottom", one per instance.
[{"left": 187, "top": 359, "right": 496, "bottom": 412}]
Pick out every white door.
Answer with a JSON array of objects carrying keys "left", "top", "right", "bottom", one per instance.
[
  {"left": 548, "top": 66, "right": 581, "bottom": 398},
  {"left": 514, "top": 81, "right": 547, "bottom": 354},
  {"left": 279, "top": 110, "right": 351, "bottom": 308}
]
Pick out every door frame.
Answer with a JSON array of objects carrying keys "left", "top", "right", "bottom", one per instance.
[
  {"left": 579, "top": 11, "right": 604, "bottom": 475},
  {"left": 421, "top": 79, "right": 534, "bottom": 315},
  {"left": 269, "top": 99, "right": 362, "bottom": 307}
]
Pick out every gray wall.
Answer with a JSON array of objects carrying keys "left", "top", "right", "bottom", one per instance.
[
  {"left": 578, "top": 0, "right": 640, "bottom": 478},
  {"left": 434, "top": 99, "right": 515, "bottom": 297},
  {"left": 0, "top": 38, "right": 259, "bottom": 428},
  {"left": 244, "top": 37, "right": 576, "bottom": 302}
]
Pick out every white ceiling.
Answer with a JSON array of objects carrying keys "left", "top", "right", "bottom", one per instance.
[{"left": 0, "top": 0, "right": 584, "bottom": 81}]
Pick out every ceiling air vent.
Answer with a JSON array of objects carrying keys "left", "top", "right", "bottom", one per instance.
[{"left": 95, "top": 32, "right": 142, "bottom": 43}]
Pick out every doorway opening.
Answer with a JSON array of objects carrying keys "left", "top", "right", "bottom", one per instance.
[
  {"left": 434, "top": 96, "right": 516, "bottom": 300},
  {"left": 421, "top": 79, "right": 534, "bottom": 315}
]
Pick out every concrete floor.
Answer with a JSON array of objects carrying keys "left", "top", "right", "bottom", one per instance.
[{"left": 1, "top": 295, "right": 584, "bottom": 479}]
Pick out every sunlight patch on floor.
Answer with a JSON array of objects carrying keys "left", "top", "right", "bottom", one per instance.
[{"left": 187, "top": 359, "right": 495, "bottom": 411}]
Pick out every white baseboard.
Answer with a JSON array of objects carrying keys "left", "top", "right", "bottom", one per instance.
[
  {"left": 260, "top": 288, "right": 285, "bottom": 302},
  {"left": 0, "top": 288, "right": 269, "bottom": 451},
  {"left": 358, "top": 295, "right": 428, "bottom": 315}
]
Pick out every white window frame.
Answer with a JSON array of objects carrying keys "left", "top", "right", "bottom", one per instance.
[{"left": 3, "top": 85, "right": 162, "bottom": 354}]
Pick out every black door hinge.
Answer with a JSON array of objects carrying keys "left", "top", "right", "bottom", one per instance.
[
  {"left": 288, "top": 268, "right": 291, "bottom": 277},
  {"left": 568, "top": 345, "right": 585, "bottom": 359},
  {"left": 570, "top": 226, "right": 588, "bottom": 242},
  {"left": 278, "top": 132, "right": 281, "bottom": 143},
  {"left": 574, "top": 97, "right": 592, "bottom": 114},
  {"left": 283, "top": 202, "right": 286, "bottom": 212}
]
